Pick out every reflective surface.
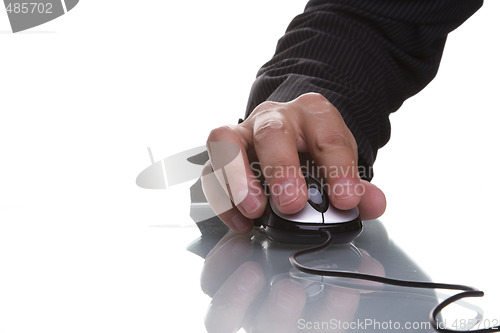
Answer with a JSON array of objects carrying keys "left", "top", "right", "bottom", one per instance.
[
  {"left": 187, "top": 189, "right": 493, "bottom": 333},
  {"left": 1, "top": 0, "right": 499, "bottom": 332},
  {"left": 192, "top": 220, "right": 443, "bottom": 332}
]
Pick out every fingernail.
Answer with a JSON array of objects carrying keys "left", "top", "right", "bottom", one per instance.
[
  {"left": 230, "top": 213, "right": 251, "bottom": 232},
  {"left": 277, "top": 182, "right": 299, "bottom": 206},
  {"left": 239, "top": 192, "right": 262, "bottom": 215},
  {"left": 236, "top": 262, "right": 264, "bottom": 291}
]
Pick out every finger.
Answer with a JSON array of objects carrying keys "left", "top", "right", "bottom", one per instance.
[
  {"left": 205, "top": 261, "right": 265, "bottom": 333},
  {"left": 252, "top": 111, "right": 308, "bottom": 214},
  {"left": 207, "top": 125, "right": 267, "bottom": 220},
  {"left": 252, "top": 278, "right": 307, "bottom": 333},
  {"left": 201, "top": 162, "right": 254, "bottom": 233},
  {"left": 201, "top": 231, "right": 253, "bottom": 297},
  {"left": 301, "top": 108, "right": 361, "bottom": 210},
  {"left": 311, "top": 285, "right": 360, "bottom": 331},
  {"left": 355, "top": 248, "right": 386, "bottom": 292},
  {"left": 357, "top": 180, "right": 387, "bottom": 220}
]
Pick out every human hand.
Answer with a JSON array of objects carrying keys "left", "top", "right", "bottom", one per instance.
[
  {"left": 200, "top": 230, "right": 385, "bottom": 333},
  {"left": 204, "top": 93, "right": 386, "bottom": 233}
]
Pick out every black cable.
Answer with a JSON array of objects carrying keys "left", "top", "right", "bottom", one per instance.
[{"left": 289, "top": 230, "right": 499, "bottom": 333}]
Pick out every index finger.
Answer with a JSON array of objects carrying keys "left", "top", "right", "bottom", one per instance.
[{"left": 206, "top": 125, "right": 267, "bottom": 220}]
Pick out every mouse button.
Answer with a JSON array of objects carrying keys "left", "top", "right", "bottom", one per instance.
[
  {"left": 323, "top": 205, "right": 360, "bottom": 224},
  {"left": 304, "top": 175, "right": 329, "bottom": 213},
  {"left": 269, "top": 198, "right": 323, "bottom": 224},
  {"left": 308, "top": 186, "right": 323, "bottom": 205}
]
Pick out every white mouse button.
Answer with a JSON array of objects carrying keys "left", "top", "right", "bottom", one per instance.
[
  {"left": 323, "top": 205, "right": 359, "bottom": 223},
  {"left": 269, "top": 198, "right": 323, "bottom": 224}
]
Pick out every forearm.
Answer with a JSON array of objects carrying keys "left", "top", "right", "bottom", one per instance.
[{"left": 245, "top": 0, "right": 483, "bottom": 180}]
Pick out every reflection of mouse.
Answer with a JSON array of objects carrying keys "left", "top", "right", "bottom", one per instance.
[{"left": 256, "top": 174, "right": 362, "bottom": 244}]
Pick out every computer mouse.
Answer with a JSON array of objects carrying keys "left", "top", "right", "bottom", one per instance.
[{"left": 256, "top": 174, "right": 363, "bottom": 244}]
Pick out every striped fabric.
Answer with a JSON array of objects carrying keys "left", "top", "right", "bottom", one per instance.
[{"left": 245, "top": 0, "right": 483, "bottom": 181}]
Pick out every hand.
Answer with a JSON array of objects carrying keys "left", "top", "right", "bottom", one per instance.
[
  {"left": 204, "top": 93, "right": 386, "bottom": 233},
  {"left": 200, "top": 230, "right": 386, "bottom": 333}
]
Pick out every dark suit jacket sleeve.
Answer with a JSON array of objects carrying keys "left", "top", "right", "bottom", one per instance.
[{"left": 245, "top": 0, "right": 482, "bottom": 181}]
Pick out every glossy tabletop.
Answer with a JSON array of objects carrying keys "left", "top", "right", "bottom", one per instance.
[{"left": 1, "top": 1, "right": 499, "bottom": 332}]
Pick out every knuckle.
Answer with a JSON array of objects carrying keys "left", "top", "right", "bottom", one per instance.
[
  {"left": 295, "top": 94, "right": 341, "bottom": 121},
  {"left": 253, "top": 117, "right": 288, "bottom": 142},
  {"left": 296, "top": 93, "right": 333, "bottom": 110},
  {"left": 253, "top": 101, "right": 280, "bottom": 114},
  {"left": 248, "top": 101, "right": 281, "bottom": 121},
  {"left": 298, "top": 92, "right": 329, "bottom": 104},
  {"left": 206, "top": 125, "right": 234, "bottom": 143},
  {"left": 314, "top": 131, "right": 351, "bottom": 153}
]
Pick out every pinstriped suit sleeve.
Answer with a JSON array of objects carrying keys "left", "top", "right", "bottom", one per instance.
[{"left": 245, "top": 0, "right": 483, "bottom": 181}]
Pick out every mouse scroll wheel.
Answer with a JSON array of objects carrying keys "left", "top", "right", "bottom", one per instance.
[
  {"left": 305, "top": 176, "right": 330, "bottom": 214},
  {"left": 308, "top": 187, "right": 323, "bottom": 205}
]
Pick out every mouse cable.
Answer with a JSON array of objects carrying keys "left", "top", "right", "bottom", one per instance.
[{"left": 289, "top": 230, "right": 499, "bottom": 333}]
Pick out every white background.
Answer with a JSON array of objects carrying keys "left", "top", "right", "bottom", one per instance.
[{"left": 0, "top": 1, "right": 499, "bottom": 332}]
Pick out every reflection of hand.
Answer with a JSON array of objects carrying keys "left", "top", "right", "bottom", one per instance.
[
  {"left": 204, "top": 93, "right": 386, "bottom": 233},
  {"left": 200, "top": 231, "right": 385, "bottom": 333}
]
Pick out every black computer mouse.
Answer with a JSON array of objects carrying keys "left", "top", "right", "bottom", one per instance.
[{"left": 256, "top": 174, "right": 363, "bottom": 244}]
